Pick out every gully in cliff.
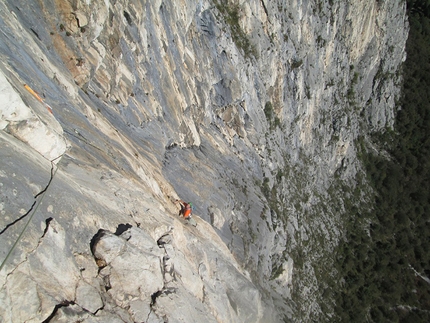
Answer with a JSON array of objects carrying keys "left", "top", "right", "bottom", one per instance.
[{"left": 175, "top": 199, "right": 197, "bottom": 227}]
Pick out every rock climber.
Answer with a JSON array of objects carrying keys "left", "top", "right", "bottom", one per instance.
[{"left": 175, "top": 199, "right": 193, "bottom": 220}]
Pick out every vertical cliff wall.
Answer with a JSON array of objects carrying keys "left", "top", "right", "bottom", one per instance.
[{"left": 0, "top": 0, "right": 408, "bottom": 322}]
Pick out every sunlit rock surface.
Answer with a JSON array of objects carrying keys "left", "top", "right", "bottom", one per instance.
[{"left": 0, "top": 0, "right": 407, "bottom": 322}]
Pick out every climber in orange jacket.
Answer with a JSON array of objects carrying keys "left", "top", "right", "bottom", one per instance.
[{"left": 175, "top": 200, "right": 193, "bottom": 219}]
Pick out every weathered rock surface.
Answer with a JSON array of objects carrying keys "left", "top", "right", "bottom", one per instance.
[{"left": 0, "top": 0, "right": 408, "bottom": 322}]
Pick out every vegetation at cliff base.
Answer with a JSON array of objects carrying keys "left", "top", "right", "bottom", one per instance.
[{"left": 334, "top": 1, "right": 430, "bottom": 322}]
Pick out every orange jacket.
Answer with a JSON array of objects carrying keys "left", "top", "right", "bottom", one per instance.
[{"left": 177, "top": 200, "right": 192, "bottom": 218}]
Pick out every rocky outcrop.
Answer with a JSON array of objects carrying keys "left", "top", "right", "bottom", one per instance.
[{"left": 0, "top": 0, "right": 407, "bottom": 322}]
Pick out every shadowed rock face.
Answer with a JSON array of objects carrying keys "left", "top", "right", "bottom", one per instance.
[{"left": 0, "top": 0, "right": 407, "bottom": 322}]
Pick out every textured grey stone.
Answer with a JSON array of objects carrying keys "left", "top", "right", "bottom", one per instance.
[
  {"left": 0, "top": 0, "right": 408, "bottom": 322},
  {"left": 76, "top": 281, "right": 103, "bottom": 314},
  {"left": 93, "top": 230, "right": 164, "bottom": 304}
]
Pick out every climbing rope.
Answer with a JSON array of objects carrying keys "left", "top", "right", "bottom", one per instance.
[
  {"left": 0, "top": 84, "right": 66, "bottom": 272},
  {"left": 0, "top": 155, "right": 62, "bottom": 272},
  {"left": 24, "top": 84, "right": 53, "bottom": 114}
]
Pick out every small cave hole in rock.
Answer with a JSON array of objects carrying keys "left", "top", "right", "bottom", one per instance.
[
  {"left": 151, "top": 290, "right": 163, "bottom": 306},
  {"left": 123, "top": 11, "right": 132, "bottom": 25},
  {"left": 114, "top": 223, "right": 132, "bottom": 236}
]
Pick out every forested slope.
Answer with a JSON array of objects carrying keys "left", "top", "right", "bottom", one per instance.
[{"left": 334, "top": 1, "right": 430, "bottom": 321}]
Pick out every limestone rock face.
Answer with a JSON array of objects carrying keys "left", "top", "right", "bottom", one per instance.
[
  {"left": 0, "top": 0, "right": 407, "bottom": 322},
  {"left": 92, "top": 229, "right": 164, "bottom": 306},
  {"left": 0, "top": 70, "right": 66, "bottom": 161}
]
